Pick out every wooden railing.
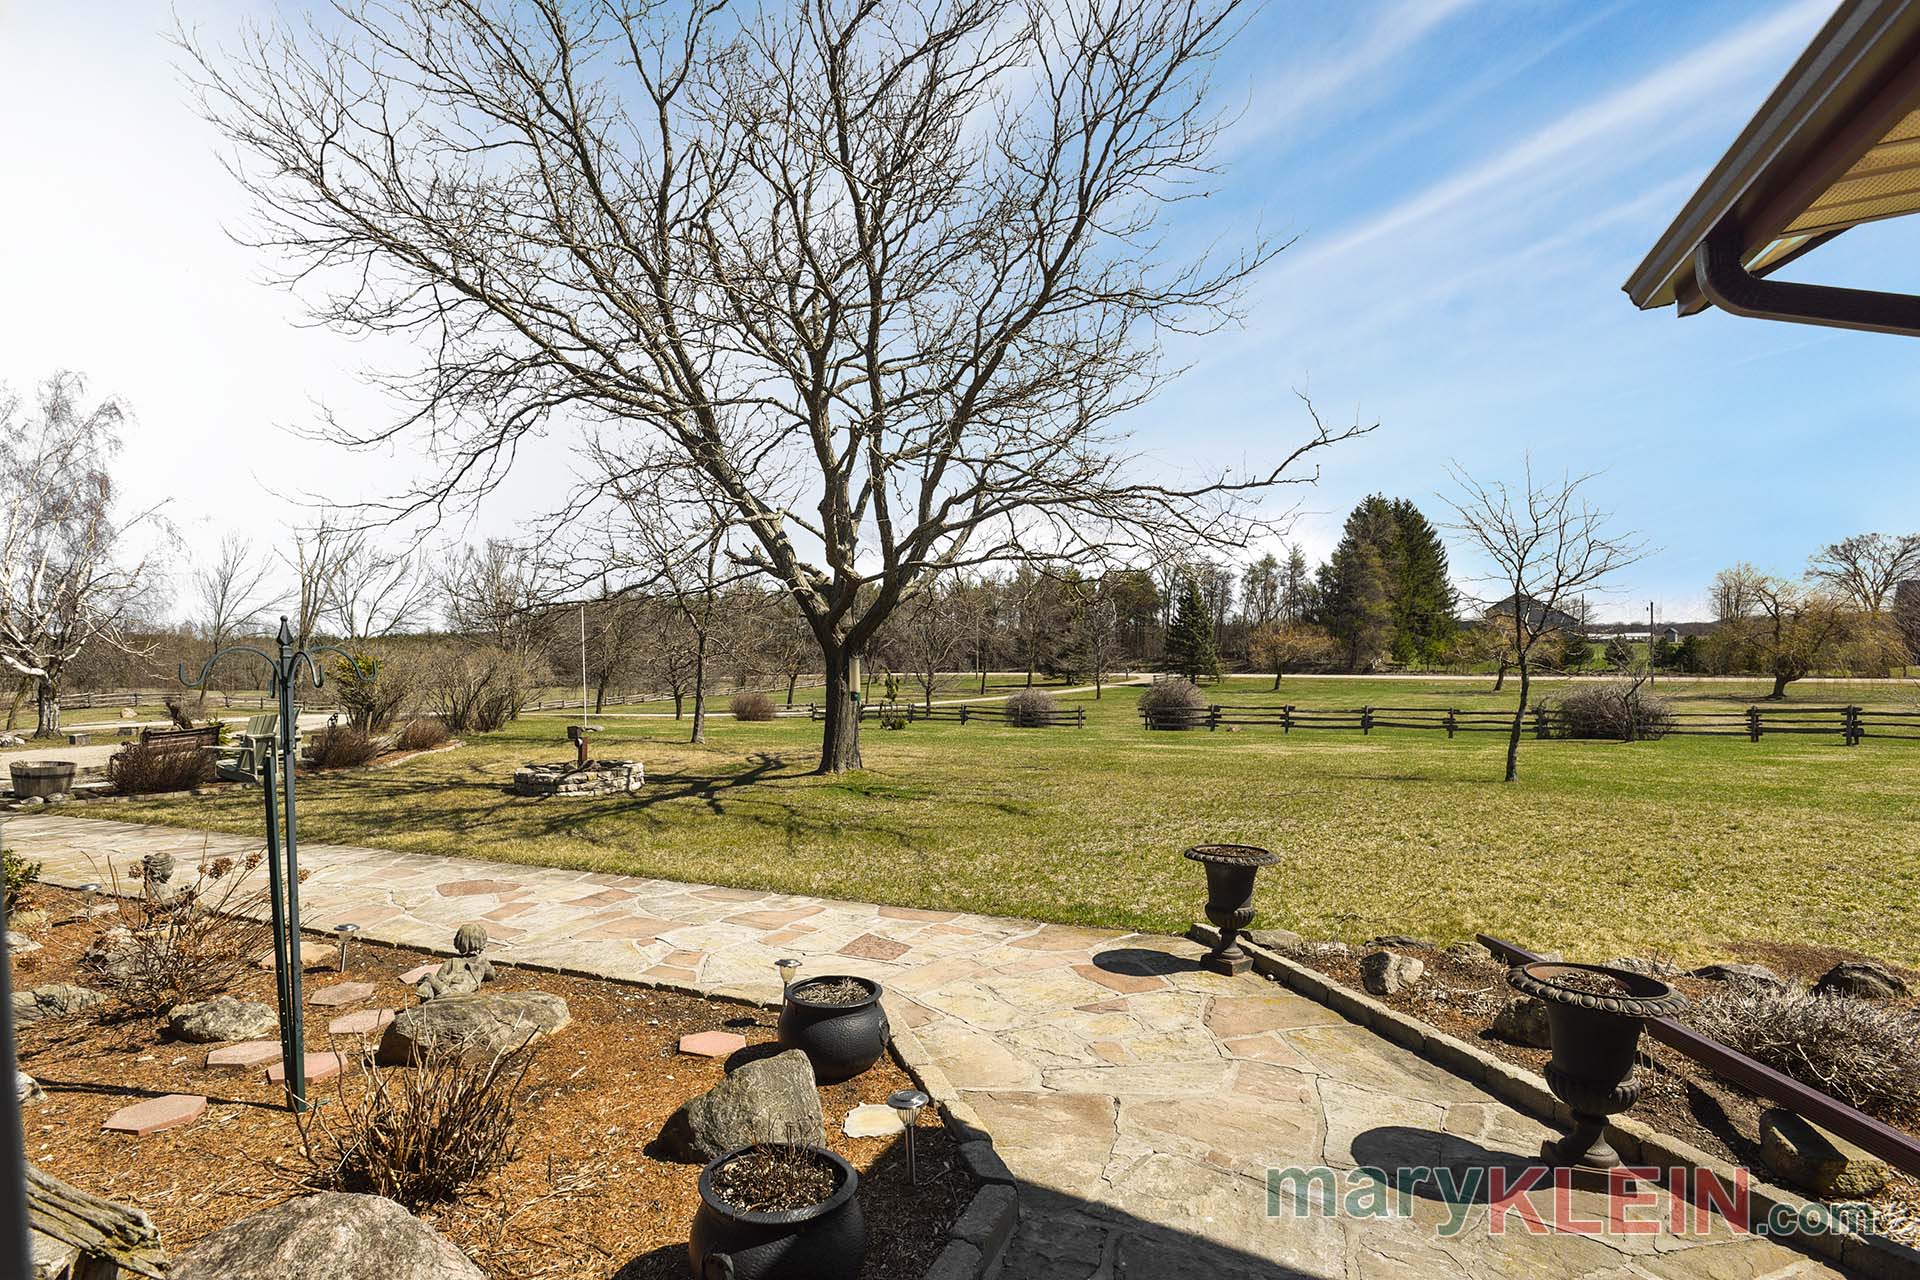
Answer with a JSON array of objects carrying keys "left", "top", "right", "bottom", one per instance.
[
  {"left": 804, "top": 702, "right": 1086, "bottom": 728},
  {"left": 1141, "top": 702, "right": 1920, "bottom": 745}
]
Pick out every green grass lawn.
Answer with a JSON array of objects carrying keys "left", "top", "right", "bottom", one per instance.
[{"left": 83, "top": 677, "right": 1920, "bottom": 967}]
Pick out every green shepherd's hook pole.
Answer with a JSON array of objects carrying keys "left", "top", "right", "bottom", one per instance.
[{"left": 179, "top": 616, "right": 362, "bottom": 1113}]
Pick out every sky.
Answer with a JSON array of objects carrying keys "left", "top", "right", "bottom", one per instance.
[{"left": 3, "top": 0, "right": 1916, "bottom": 625}]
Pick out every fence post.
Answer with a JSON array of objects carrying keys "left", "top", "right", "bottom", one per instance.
[
  {"left": 1845, "top": 705, "right": 1861, "bottom": 746},
  {"left": 1361, "top": 706, "right": 1372, "bottom": 735},
  {"left": 960, "top": 706, "right": 969, "bottom": 725},
  {"left": 1282, "top": 705, "right": 1292, "bottom": 734},
  {"left": 1747, "top": 706, "right": 1762, "bottom": 743},
  {"left": 1445, "top": 709, "right": 1456, "bottom": 739},
  {"left": 1532, "top": 706, "right": 1548, "bottom": 738},
  {"left": 1208, "top": 706, "right": 1219, "bottom": 732},
  {"left": 1076, "top": 708, "right": 1084, "bottom": 728}
]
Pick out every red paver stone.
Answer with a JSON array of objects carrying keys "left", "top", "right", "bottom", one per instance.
[
  {"left": 267, "top": 1052, "right": 349, "bottom": 1085},
  {"left": 725, "top": 907, "right": 825, "bottom": 930},
  {"left": 678, "top": 1031, "right": 747, "bottom": 1058},
  {"left": 103, "top": 1094, "right": 207, "bottom": 1136},
  {"left": 328, "top": 1008, "right": 396, "bottom": 1036},
  {"left": 877, "top": 906, "right": 959, "bottom": 923},
  {"left": 839, "top": 933, "right": 911, "bottom": 962},
  {"left": 398, "top": 964, "right": 438, "bottom": 985},
  {"left": 484, "top": 901, "right": 540, "bottom": 921},
  {"left": 645, "top": 965, "right": 699, "bottom": 984},
  {"left": 308, "top": 981, "right": 376, "bottom": 1007},
  {"left": 206, "top": 1041, "right": 282, "bottom": 1070},
  {"left": 1071, "top": 963, "right": 1166, "bottom": 995},
  {"left": 578, "top": 916, "right": 672, "bottom": 941},
  {"left": 568, "top": 888, "right": 637, "bottom": 907},
  {"left": 436, "top": 878, "right": 525, "bottom": 897}
]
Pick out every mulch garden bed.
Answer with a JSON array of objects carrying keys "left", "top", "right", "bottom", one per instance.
[
  {"left": 1282, "top": 935, "right": 1920, "bottom": 1247},
  {"left": 13, "top": 886, "right": 970, "bottom": 1279}
]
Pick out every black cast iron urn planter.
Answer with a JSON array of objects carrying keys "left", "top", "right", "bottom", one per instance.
[
  {"left": 776, "top": 975, "right": 890, "bottom": 1083},
  {"left": 1185, "top": 844, "right": 1281, "bottom": 976},
  {"left": 1506, "top": 961, "right": 1688, "bottom": 1179},
  {"left": 689, "top": 1144, "right": 867, "bottom": 1280}
]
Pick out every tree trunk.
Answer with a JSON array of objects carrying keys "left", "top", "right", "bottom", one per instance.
[
  {"left": 1770, "top": 672, "right": 1791, "bottom": 699},
  {"left": 672, "top": 692, "right": 684, "bottom": 719},
  {"left": 1504, "top": 657, "right": 1529, "bottom": 783},
  {"left": 786, "top": 674, "right": 798, "bottom": 706},
  {"left": 1095, "top": 674, "right": 1103, "bottom": 700},
  {"left": 34, "top": 676, "right": 60, "bottom": 738},
  {"left": 1492, "top": 660, "right": 1508, "bottom": 692},
  {"left": 817, "top": 643, "right": 864, "bottom": 774},
  {"left": 6, "top": 679, "right": 26, "bottom": 731},
  {"left": 1272, "top": 671, "right": 1282, "bottom": 690},
  {"left": 690, "top": 635, "right": 708, "bottom": 744}
]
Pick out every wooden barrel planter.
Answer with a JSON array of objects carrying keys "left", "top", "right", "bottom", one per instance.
[{"left": 10, "top": 760, "right": 76, "bottom": 800}]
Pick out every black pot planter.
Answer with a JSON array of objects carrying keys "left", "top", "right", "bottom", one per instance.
[
  {"left": 1184, "top": 844, "right": 1280, "bottom": 976},
  {"left": 1507, "top": 962, "right": 1687, "bottom": 1179},
  {"left": 689, "top": 1145, "right": 866, "bottom": 1280},
  {"left": 776, "top": 976, "right": 889, "bottom": 1083}
]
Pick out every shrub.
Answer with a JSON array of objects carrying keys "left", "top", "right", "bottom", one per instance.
[
  {"left": 394, "top": 717, "right": 452, "bottom": 752},
  {"left": 109, "top": 741, "right": 216, "bottom": 795},
  {"left": 1545, "top": 682, "right": 1674, "bottom": 741},
  {"left": 306, "top": 724, "right": 383, "bottom": 770},
  {"left": 428, "top": 645, "right": 541, "bottom": 734},
  {"left": 1138, "top": 679, "right": 1208, "bottom": 730},
  {"left": 300, "top": 1040, "right": 538, "bottom": 1209},
  {"left": 4, "top": 850, "right": 42, "bottom": 910},
  {"left": 1004, "top": 688, "right": 1057, "bottom": 727},
  {"left": 1686, "top": 983, "right": 1920, "bottom": 1122},
  {"left": 88, "top": 855, "right": 275, "bottom": 1016},
  {"left": 880, "top": 709, "right": 909, "bottom": 730},
  {"left": 730, "top": 691, "right": 776, "bottom": 722}
]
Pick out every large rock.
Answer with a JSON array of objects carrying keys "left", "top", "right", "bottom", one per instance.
[
  {"left": 1689, "top": 961, "right": 1785, "bottom": 989},
  {"left": 172, "top": 1192, "right": 484, "bottom": 1280},
  {"left": 1759, "top": 1109, "right": 1889, "bottom": 1199},
  {"left": 169, "top": 996, "right": 278, "bottom": 1043},
  {"left": 1813, "top": 961, "right": 1909, "bottom": 1000},
  {"left": 1491, "top": 996, "right": 1552, "bottom": 1048},
  {"left": 661, "top": 1048, "right": 826, "bottom": 1163},
  {"left": 377, "top": 990, "right": 570, "bottom": 1066},
  {"left": 1359, "top": 950, "right": 1424, "bottom": 997},
  {"left": 12, "top": 983, "right": 105, "bottom": 1028}
]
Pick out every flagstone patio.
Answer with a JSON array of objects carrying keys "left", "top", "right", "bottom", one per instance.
[{"left": 2, "top": 814, "right": 1856, "bottom": 1279}]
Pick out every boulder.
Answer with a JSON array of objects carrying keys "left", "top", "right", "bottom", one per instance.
[
  {"left": 1367, "top": 934, "right": 1436, "bottom": 951},
  {"left": 1359, "top": 950, "right": 1424, "bottom": 997},
  {"left": 16, "top": 1070, "right": 42, "bottom": 1106},
  {"left": 171, "top": 1192, "right": 485, "bottom": 1280},
  {"left": 1246, "top": 928, "right": 1303, "bottom": 953},
  {"left": 1444, "top": 941, "right": 1499, "bottom": 968},
  {"left": 169, "top": 996, "right": 279, "bottom": 1043},
  {"left": 1491, "top": 996, "right": 1553, "bottom": 1049},
  {"left": 377, "top": 990, "right": 569, "bottom": 1066},
  {"left": 1609, "top": 956, "right": 1681, "bottom": 979},
  {"left": 6, "top": 930, "right": 41, "bottom": 957},
  {"left": 1759, "top": 1109, "right": 1889, "bottom": 1199},
  {"left": 1688, "top": 962, "right": 1785, "bottom": 989},
  {"left": 661, "top": 1048, "right": 826, "bottom": 1163},
  {"left": 255, "top": 941, "right": 335, "bottom": 972},
  {"left": 1812, "top": 961, "right": 1909, "bottom": 1001},
  {"left": 12, "top": 983, "right": 106, "bottom": 1028}
]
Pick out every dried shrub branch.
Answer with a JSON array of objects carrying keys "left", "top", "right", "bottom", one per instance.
[
  {"left": 298, "top": 1039, "right": 538, "bottom": 1209},
  {"left": 87, "top": 853, "right": 275, "bottom": 1016},
  {"left": 1685, "top": 983, "right": 1920, "bottom": 1122}
]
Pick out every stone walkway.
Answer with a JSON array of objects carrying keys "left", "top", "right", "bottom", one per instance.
[{"left": 3, "top": 815, "right": 1853, "bottom": 1280}]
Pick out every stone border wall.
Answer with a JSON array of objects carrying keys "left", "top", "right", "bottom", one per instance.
[{"left": 1188, "top": 922, "right": 1920, "bottom": 1280}]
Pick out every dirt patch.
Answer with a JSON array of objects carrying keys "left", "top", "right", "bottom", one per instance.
[{"left": 12, "top": 887, "right": 970, "bottom": 1279}]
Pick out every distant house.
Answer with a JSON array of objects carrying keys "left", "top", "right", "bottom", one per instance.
[
  {"left": 1484, "top": 595, "right": 1583, "bottom": 634},
  {"left": 1663, "top": 626, "right": 1681, "bottom": 646}
]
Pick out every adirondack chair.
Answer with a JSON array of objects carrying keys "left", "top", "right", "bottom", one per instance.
[{"left": 212, "top": 711, "right": 279, "bottom": 783}]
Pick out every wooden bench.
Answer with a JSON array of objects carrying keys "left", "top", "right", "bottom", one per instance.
[{"left": 138, "top": 725, "right": 220, "bottom": 752}]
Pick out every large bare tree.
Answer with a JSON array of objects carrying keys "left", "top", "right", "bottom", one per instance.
[
  {"left": 0, "top": 374, "right": 165, "bottom": 737},
  {"left": 1445, "top": 462, "right": 1644, "bottom": 783},
  {"left": 190, "top": 533, "right": 282, "bottom": 704},
  {"left": 1807, "top": 533, "right": 1920, "bottom": 618},
  {"left": 184, "top": 0, "right": 1360, "bottom": 772}
]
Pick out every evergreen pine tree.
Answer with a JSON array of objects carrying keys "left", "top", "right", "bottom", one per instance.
[
  {"left": 1163, "top": 576, "right": 1220, "bottom": 680},
  {"left": 1387, "top": 498, "right": 1456, "bottom": 665}
]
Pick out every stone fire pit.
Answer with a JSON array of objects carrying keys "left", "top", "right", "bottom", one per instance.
[{"left": 511, "top": 760, "right": 643, "bottom": 797}]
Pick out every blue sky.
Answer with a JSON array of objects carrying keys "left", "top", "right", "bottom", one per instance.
[{"left": 2, "top": 0, "right": 1913, "bottom": 622}]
